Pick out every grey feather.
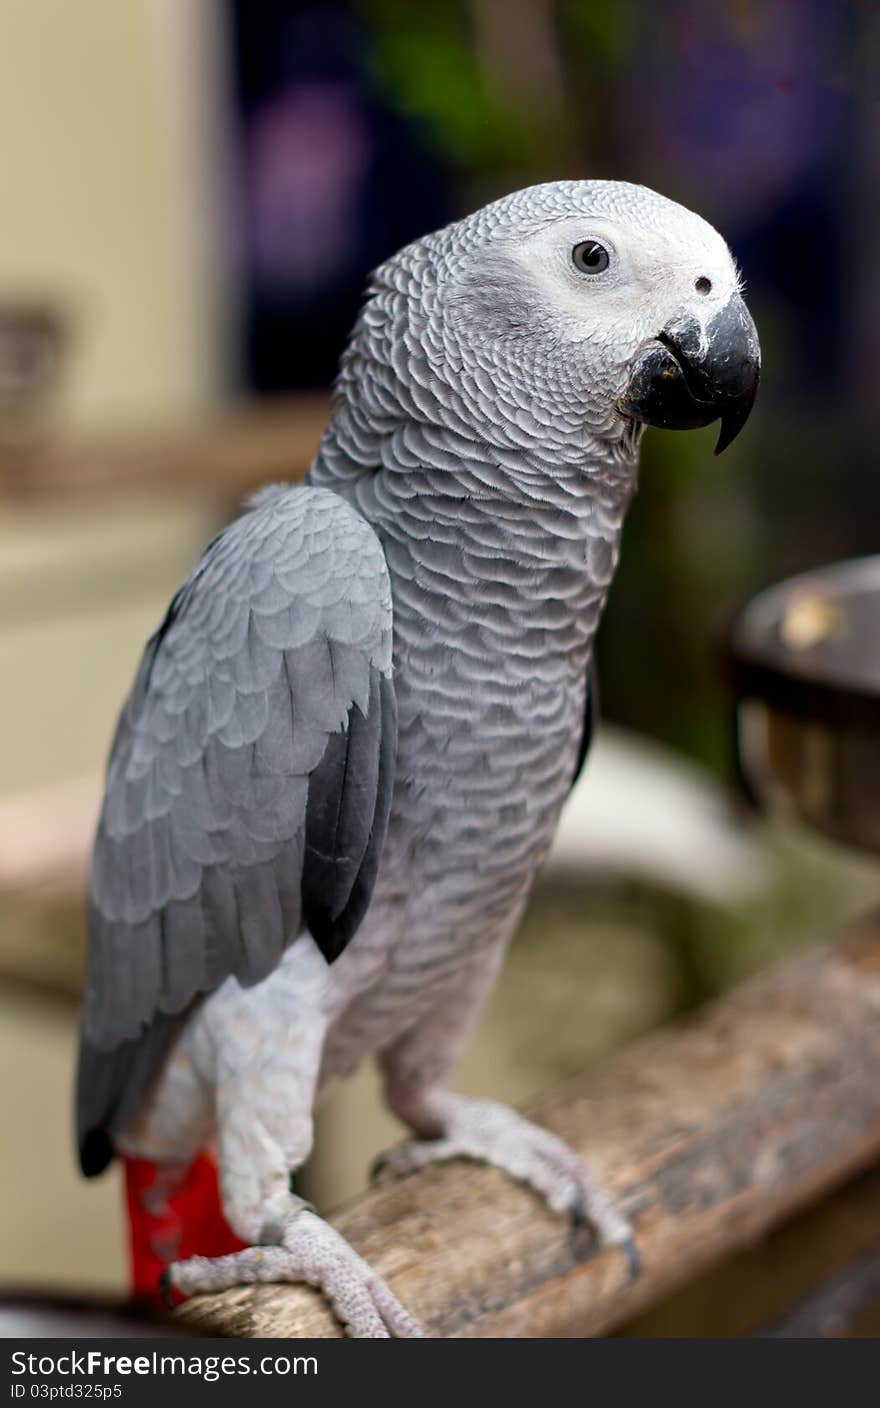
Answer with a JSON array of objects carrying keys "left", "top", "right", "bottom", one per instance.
[
  {"left": 77, "top": 486, "right": 395, "bottom": 1174},
  {"left": 301, "top": 671, "right": 397, "bottom": 961}
]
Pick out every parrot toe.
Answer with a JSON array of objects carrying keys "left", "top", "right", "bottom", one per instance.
[
  {"left": 163, "top": 1207, "right": 424, "bottom": 1338},
  {"left": 376, "top": 1093, "right": 637, "bottom": 1278}
]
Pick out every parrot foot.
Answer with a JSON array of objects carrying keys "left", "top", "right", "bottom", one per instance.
[
  {"left": 373, "top": 1094, "right": 638, "bottom": 1280},
  {"left": 164, "top": 1206, "right": 424, "bottom": 1338}
]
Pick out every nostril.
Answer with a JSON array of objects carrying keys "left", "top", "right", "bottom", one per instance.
[{"left": 695, "top": 276, "right": 712, "bottom": 295}]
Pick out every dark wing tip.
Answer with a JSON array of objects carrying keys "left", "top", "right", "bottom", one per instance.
[
  {"left": 301, "top": 905, "right": 358, "bottom": 965},
  {"left": 302, "top": 671, "right": 397, "bottom": 965},
  {"left": 79, "top": 1127, "right": 114, "bottom": 1178}
]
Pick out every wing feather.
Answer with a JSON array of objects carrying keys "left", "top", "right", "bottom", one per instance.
[{"left": 77, "top": 486, "right": 395, "bottom": 1173}]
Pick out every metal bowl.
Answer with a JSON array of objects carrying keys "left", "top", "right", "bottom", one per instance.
[{"left": 729, "top": 556, "right": 880, "bottom": 857}]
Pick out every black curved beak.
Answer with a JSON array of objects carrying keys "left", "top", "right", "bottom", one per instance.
[{"left": 618, "top": 294, "right": 760, "bottom": 455}]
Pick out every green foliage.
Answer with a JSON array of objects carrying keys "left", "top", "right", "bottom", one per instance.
[
  {"left": 357, "top": 0, "right": 532, "bottom": 169},
  {"left": 560, "top": 0, "right": 636, "bottom": 65},
  {"left": 355, "top": 0, "right": 648, "bottom": 177}
]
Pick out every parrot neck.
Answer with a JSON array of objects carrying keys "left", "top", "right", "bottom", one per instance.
[{"left": 308, "top": 412, "right": 636, "bottom": 603}]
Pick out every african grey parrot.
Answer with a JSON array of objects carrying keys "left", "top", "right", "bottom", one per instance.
[{"left": 76, "top": 180, "right": 759, "bottom": 1337}]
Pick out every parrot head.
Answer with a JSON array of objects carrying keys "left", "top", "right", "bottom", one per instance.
[{"left": 362, "top": 180, "right": 760, "bottom": 463}]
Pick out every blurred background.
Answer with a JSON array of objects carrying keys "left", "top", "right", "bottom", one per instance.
[{"left": 1, "top": 0, "right": 877, "bottom": 1333}]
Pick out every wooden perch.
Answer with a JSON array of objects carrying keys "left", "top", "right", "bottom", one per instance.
[{"left": 178, "top": 916, "right": 880, "bottom": 1338}]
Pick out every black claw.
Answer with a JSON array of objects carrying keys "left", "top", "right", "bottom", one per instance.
[
  {"left": 370, "top": 1153, "right": 389, "bottom": 1183},
  {"left": 568, "top": 1194, "right": 589, "bottom": 1232},
  {"left": 568, "top": 1197, "right": 641, "bottom": 1284},
  {"left": 617, "top": 1234, "right": 642, "bottom": 1285},
  {"left": 158, "top": 1268, "right": 175, "bottom": 1310}
]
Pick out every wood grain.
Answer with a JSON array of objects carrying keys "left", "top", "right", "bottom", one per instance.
[{"left": 177, "top": 917, "right": 880, "bottom": 1338}]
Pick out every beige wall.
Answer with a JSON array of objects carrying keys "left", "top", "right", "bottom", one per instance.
[
  {"left": 0, "top": 492, "right": 224, "bottom": 792},
  {"left": 0, "top": 0, "right": 231, "bottom": 434}
]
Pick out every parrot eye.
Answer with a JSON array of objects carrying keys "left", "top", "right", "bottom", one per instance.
[{"left": 572, "top": 240, "right": 610, "bottom": 275}]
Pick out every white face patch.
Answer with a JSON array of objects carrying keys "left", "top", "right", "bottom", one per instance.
[{"left": 505, "top": 204, "right": 741, "bottom": 360}]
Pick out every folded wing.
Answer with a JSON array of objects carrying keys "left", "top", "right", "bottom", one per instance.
[{"left": 77, "top": 485, "right": 396, "bottom": 1173}]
